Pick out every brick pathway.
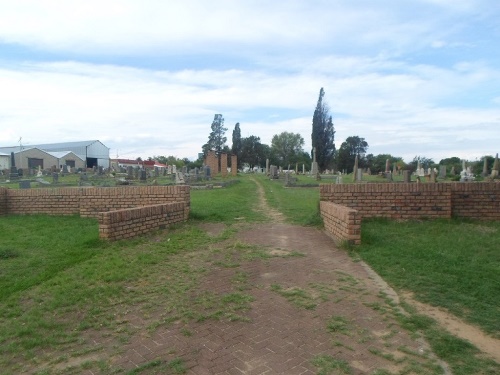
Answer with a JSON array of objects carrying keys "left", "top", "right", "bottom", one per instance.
[{"left": 107, "top": 222, "right": 441, "bottom": 374}]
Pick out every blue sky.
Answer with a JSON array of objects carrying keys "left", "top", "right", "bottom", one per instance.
[{"left": 1, "top": 0, "right": 499, "bottom": 163}]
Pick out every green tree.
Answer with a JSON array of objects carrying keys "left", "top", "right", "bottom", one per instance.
[
  {"left": 365, "top": 154, "right": 405, "bottom": 173},
  {"left": 311, "top": 88, "right": 336, "bottom": 171},
  {"left": 271, "top": 132, "right": 305, "bottom": 167},
  {"left": 240, "top": 135, "right": 266, "bottom": 169},
  {"left": 336, "top": 136, "right": 368, "bottom": 173},
  {"left": 409, "top": 156, "right": 435, "bottom": 172},
  {"left": 202, "top": 114, "right": 227, "bottom": 154},
  {"left": 231, "top": 122, "right": 242, "bottom": 168}
]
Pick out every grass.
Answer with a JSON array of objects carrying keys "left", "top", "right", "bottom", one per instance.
[
  {"left": 355, "top": 217, "right": 500, "bottom": 374},
  {"left": 311, "top": 354, "right": 352, "bottom": 375},
  {"left": 257, "top": 175, "right": 323, "bottom": 226},
  {"left": 190, "top": 177, "right": 268, "bottom": 223},
  {"left": 356, "top": 217, "right": 500, "bottom": 337}
]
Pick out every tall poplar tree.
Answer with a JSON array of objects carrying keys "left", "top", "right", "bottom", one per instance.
[
  {"left": 311, "top": 88, "right": 336, "bottom": 171},
  {"left": 231, "top": 122, "right": 242, "bottom": 168}
]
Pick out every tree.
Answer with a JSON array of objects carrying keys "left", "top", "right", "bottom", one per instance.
[
  {"left": 202, "top": 114, "right": 227, "bottom": 154},
  {"left": 408, "top": 156, "right": 435, "bottom": 172},
  {"left": 311, "top": 88, "right": 336, "bottom": 171},
  {"left": 231, "top": 122, "right": 242, "bottom": 168},
  {"left": 271, "top": 132, "right": 305, "bottom": 167},
  {"left": 336, "top": 136, "right": 368, "bottom": 173},
  {"left": 240, "top": 135, "right": 266, "bottom": 169},
  {"left": 365, "top": 154, "right": 405, "bottom": 173}
]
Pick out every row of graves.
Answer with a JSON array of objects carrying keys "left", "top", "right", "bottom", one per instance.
[{"left": 265, "top": 153, "right": 500, "bottom": 187}]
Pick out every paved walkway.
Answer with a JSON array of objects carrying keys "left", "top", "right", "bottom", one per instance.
[{"left": 105, "top": 179, "right": 443, "bottom": 374}]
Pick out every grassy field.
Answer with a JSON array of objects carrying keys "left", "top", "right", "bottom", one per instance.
[{"left": 0, "top": 174, "right": 499, "bottom": 374}]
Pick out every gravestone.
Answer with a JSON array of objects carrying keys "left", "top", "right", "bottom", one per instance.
[
  {"left": 386, "top": 172, "right": 393, "bottom": 182},
  {"left": 266, "top": 159, "right": 270, "bottom": 175},
  {"left": 52, "top": 172, "right": 59, "bottom": 184},
  {"left": 491, "top": 153, "right": 499, "bottom": 178},
  {"left": 430, "top": 169, "right": 436, "bottom": 183},
  {"left": 204, "top": 165, "right": 211, "bottom": 180},
  {"left": 403, "top": 170, "right": 411, "bottom": 183},
  {"left": 182, "top": 166, "right": 187, "bottom": 174},
  {"left": 269, "top": 165, "right": 278, "bottom": 179},
  {"left": 9, "top": 152, "right": 19, "bottom": 180},
  {"left": 311, "top": 147, "right": 318, "bottom": 175},
  {"left": 450, "top": 166, "right": 456, "bottom": 175},
  {"left": 140, "top": 170, "right": 147, "bottom": 181},
  {"left": 154, "top": 167, "right": 159, "bottom": 177},
  {"left": 439, "top": 166, "right": 446, "bottom": 178},
  {"left": 172, "top": 165, "right": 177, "bottom": 174},
  {"left": 17, "top": 168, "right": 24, "bottom": 177},
  {"left": 335, "top": 172, "right": 343, "bottom": 184},
  {"left": 127, "top": 166, "right": 134, "bottom": 179},
  {"left": 356, "top": 169, "right": 363, "bottom": 182},
  {"left": 302, "top": 164, "right": 305, "bottom": 174},
  {"left": 62, "top": 165, "right": 68, "bottom": 174},
  {"left": 80, "top": 173, "right": 88, "bottom": 182},
  {"left": 134, "top": 167, "right": 139, "bottom": 180},
  {"left": 19, "top": 180, "right": 31, "bottom": 189}
]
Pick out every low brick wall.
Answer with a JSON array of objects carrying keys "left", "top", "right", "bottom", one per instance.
[
  {"left": 7, "top": 187, "right": 81, "bottom": 216},
  {"left": 0, "top": 187, "right": 6, "bottom": 216},
  {"left": 451, "top": 183, "right": 500, "bottom": 220},
  {"left": 319, "top": 182, "right": 500, "bottom": 244},
  {"left": 2, "top": 185, "right": 190, "bottom": 240},
  {"left": 79, "top": 186, "right": 190, "bottom": 219},
  {"left": 320, "top": 183, "right": 452, "bottom": 220},
  {"left": 98, "top": 203, "right": 186, "bottom": 240},
  {"left": 320, "top": 201, "right": 361, "bottom": 245}
]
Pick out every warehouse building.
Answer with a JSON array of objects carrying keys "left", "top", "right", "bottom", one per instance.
[{"left": 0, "top": 140, "right": 110, "bottom": 170}]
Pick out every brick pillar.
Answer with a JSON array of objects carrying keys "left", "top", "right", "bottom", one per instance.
[
  {"left": 207, "top": 150, "right": 218, "bottom": 176},
  {"left": 221, "top": 153, "right": 228, "bottom": 177},
  {"left": 231, "top": 155, "right": 238, "bottom": 176}
]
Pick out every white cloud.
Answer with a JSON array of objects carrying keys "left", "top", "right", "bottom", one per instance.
[{"left": 0, "top": 0, "right": 499, "bottom": 163}]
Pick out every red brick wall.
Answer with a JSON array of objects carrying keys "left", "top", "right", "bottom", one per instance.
[
  {"left": 98, "top": 203, "right": 186, "bottom": 240},
  {"left": 6, "top": 185, "right": 190, "bottom": 219},
  {"left": 320, "top": 201, "right": 361, "bottom": 245},
  {"left": 4, "top": 185, "right": 190, "bottom": 241},
  {"left": 221, "top": 153, "right": 228, "bottom": 177},
  {"left": 205, "top": 150, "right": 218, "bottom": 176},
  {"left": 0, "top": 187, "right": 7, "bottom": 216},
  {"left": 451, "top": 183, "right": 500, "bottom": 220},
  {"left": 79, "top": 186, "right": 190, "bottom": 219},
  {"left": 7, "top": 187, "right": 81, "bottom": 216},
  {"left": 231, "top": 155, "right": 238, "bottom": 176},
  {"left": 320, "top": 183, "right": 452, "bottom": 220},
  {"left": 319, "top": 182, "right": 500, "bottom": 245}
]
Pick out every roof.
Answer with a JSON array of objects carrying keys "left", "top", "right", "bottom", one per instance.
[{"left": 0, "top": 140, "right": 109, "bottom": 154}]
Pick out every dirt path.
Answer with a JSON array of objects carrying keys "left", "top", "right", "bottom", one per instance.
[{"left": 402, "top": 292, "right": 500, "bottom": 363}]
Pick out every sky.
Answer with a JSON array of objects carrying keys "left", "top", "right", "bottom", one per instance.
[{"left": 1, "top": 0, "right": 499, "bottom": 163}]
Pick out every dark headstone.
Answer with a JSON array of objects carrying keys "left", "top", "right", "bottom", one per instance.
[
  {"left": 140, "top": 170, "right": 147, "bottom": 181},
  {"left": 19, "top": 180, "right": 31, "bottom": 189}
]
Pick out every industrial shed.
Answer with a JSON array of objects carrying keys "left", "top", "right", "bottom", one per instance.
[
  {"left": 0, "top": 140, "right": 109, "bottom": 169},
  {"left": 12, "top": 148, "right": 85, "bottom": 170},
  {"left": 0, "top": 152, "right": 9, "bottom": 170}
]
